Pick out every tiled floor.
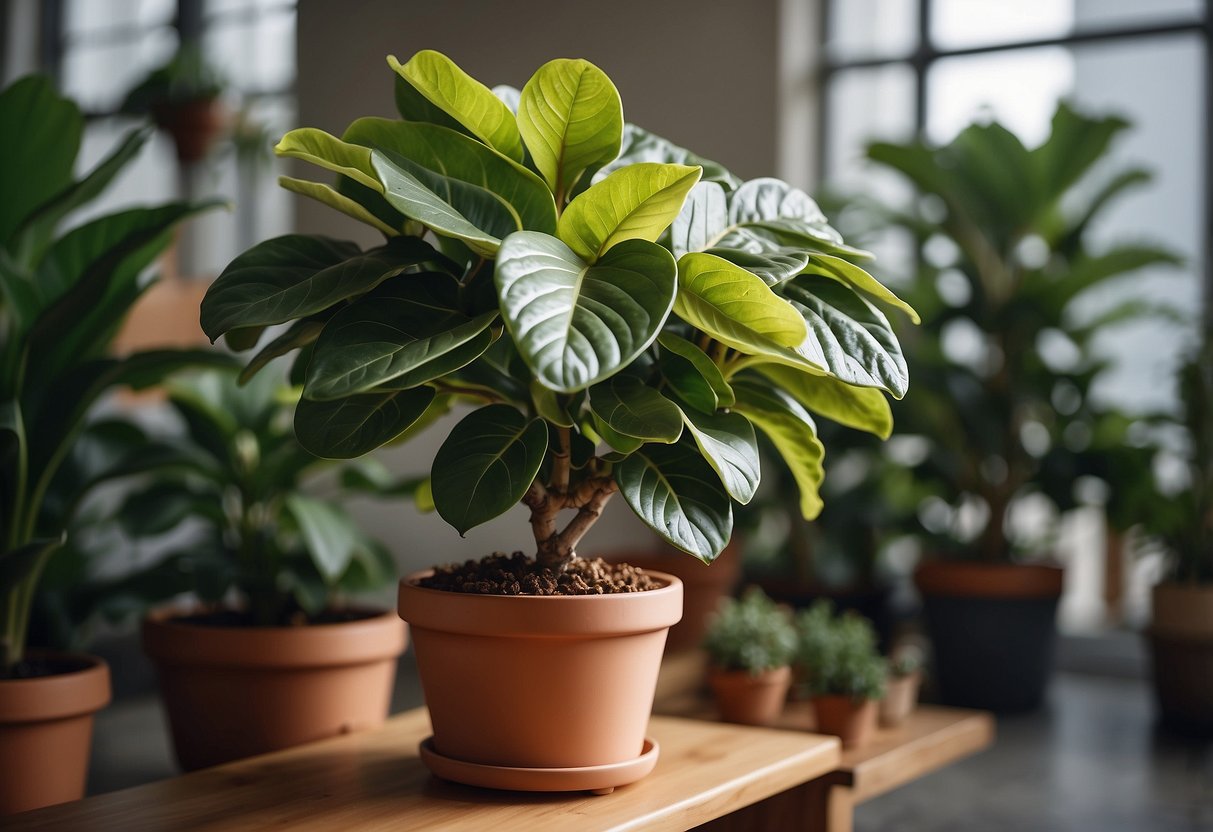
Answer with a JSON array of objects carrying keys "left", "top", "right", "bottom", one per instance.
[{"left": 88, "top": 658, "right": 1213, "bottom": 830}]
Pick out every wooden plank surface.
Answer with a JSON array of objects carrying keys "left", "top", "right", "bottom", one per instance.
[{"left": 12, "top": 709, "right": 840, "bottom": 832}]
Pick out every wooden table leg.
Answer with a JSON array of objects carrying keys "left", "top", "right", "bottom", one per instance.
[{"left": 692, "top": 778, "right": 854, "bottom": 832}]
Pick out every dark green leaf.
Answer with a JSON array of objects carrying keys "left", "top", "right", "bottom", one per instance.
[
  {"left": 589, "top": 375, "right": 683, "bottom": 442},
  {"left": 295, "top": 386, "right": 435, "bottom": 459}
]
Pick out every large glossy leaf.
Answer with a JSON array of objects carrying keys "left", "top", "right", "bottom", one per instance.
[
  {"left": 0, "top": 76, "right": 82, "bottom": 245},
  {"left": 728, "top": 178, "right": 829, "bottom": 226},
  {"left": 707, "top": 247, "right": 810, "bottom": 286},
  {"left": 803, "top": 253, "right": 919, "bottom": 323},
  {"left": 597, "top": 123, "right": 741, "bottom": 191},
  {"left": 679, "top": 407, "right": 760, "bottom": 504},
  {"left": 388, "top": 51, "right": 524, "bottom": 163},
  {"left": 203, "top": 236, "right": 443, "bottom": 338},
  {"left": 374, "top": 326, "right": 495, "bottom": 391},
  {"left": 430, "top": 405, "right": 547, "bottom": 534},
  {"left": 239, "top": 318, "right": 328, "bottom": 384},
  {"left": 657, "top": 332, "right": 734, "bottom": 412},
  {"left": 614, "top": 439, "right": 732, "bottom": 562},
  {"left": 591, "top": 412, "right": 644, "bottom": 454},
  {"left": 589, "top": 375, "right": 683, "bottom": 442},
  {"left": 348, "top": 119, "right": 555, "bottom": 235},
  {"left": 714, "top": 219, "right": 871, "bottom": 261},
  {"left": 274, "top": 128, "right": 379, "bottom": 190},
  {"left": 673, "top": 252, "right": 808, "bottom": 351},
  {"left": 557, "top": 163, "right": 700, "bottom": 262},
  {"left": 669, "top": 181, "right": 727, "bottom": 258},
  {"left": 283, "top": 494, "right": 362, "bottom": 581},
  {"left": 304, "top": 273, "right": 497, "bottom": 400},
  {"left": 372, "top": 152, "right": 499, "bottom": 256},
  {"left": 496, "top": 232, "right": 676, "bottom": 392},
  {"left": 294, "top": 386, "right": 435, "bottom": 459},
  {"left": 780, "top": 274, "right": 908, "bottom": 398},
  {"left": 731, "top": 380, "right": 824, "bottom": 520},
  {"left": 756, "top": 364, "right": 893, "bottom": 439},
  {"left": 517, "top": 58, "right": 622, "bottom": 197},
  {"left": 278, "top": 177, "right": 399, "bottom": 237}
]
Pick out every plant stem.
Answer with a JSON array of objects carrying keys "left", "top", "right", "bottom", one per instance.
[
  {"left": 552, "top": 426, "right": 571, "bottom": 494},
  {"left": 525, "top": 474, "right": 618, "bottom": 569}
]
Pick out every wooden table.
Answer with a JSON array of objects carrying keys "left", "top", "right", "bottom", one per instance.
[
  {"left": 11, "top": 709, "right": 840, "bottom": 831},
  {"left": 655, "top": 653, "right": 996, "bottom": 832}
]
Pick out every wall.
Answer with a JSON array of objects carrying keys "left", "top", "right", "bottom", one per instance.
[{"left": 295, "top": 0, "right": 783, "bottom": 573}]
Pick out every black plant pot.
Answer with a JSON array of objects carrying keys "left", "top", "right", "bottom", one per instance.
[{"left": 917, "top": 563, "right": 1063, "bottom": 713}]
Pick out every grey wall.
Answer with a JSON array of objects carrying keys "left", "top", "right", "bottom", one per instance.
[{"left": 295, "top": 0, "right": 783, "bottom": 573}]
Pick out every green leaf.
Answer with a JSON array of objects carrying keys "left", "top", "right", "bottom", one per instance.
[
  {"left": 589, "top": 375, "right": 683, "bottom": 442},
  {"left": 530, "top": 381, "right": 574, "bottom": 427},
  {"left": 496, "top": 232, "right": 676, "bottom": 393},
  {"left": 590, "top": 412, "right": 645, "bottom": 454},
  {"left": 239, "top": 318, "right": 328, "bottom": 385},
  {"left": 274, "top": 128, "right": 379, "bottom": 190},
  {"left": 517, "top": 58, "right": 623, "bottom": 196},
  {"left": 557, "top": 163, "right": 701, "bottom": 262},
  {"left": 614, "top": 440, "right": 732, "bottom": 562},
  {"left": 0, "top": 536, "right": 63, "bottom": 594},
  {"left": 0, "top": 76, "right": 82, "bottom": 245},
  {"left": 756, "top": 364, "right": 893, "bottom": 439},
  {"left": 731, "top": 380, "right": 825, "bottom": 520},
  {"left": 657, "top": 332, "right": 734, "bottom": 412},
  {"left": 284, "top": 494, "right": 362, "bottom": 582},
  {"left": 303, "top": 273, "right": 497, "bottom": 399},
  {"left": 430, "top": 405, "right": 547, "bottom": 534},
  {"left": 295, "top": 386, "right": 436, "bottom": 459},
  {"left": 728, "top": 177, "right": 830, "bottom": 226},
  {"left": 673, "top": 252, "right": 808, "bottom": 351},
  {"left": 670, "top": 181, "right": 728, "bottom": 257},
  {"left": 202, "top": 236, "right": 441, "bottom": 338},
  {"left": 278, "top": 177, "right": 400, "bottom": 237},
  {"left": 388, "top": 51, "right": 524, "bottom": 163},
  {"left": 803, "top": 253, "right": 919, "bottom": 324},
  {"left": 706, "top": 247, "right": 810, "bottom": 286},
  {"left": 679, "top": 407, "right": 760, "bottom": 504},
  {"left": 599, "top": 123, "right": 741, "bottom": 191},
  {"left": 780, "top": 274, "right": 908, "bottom": 398}
]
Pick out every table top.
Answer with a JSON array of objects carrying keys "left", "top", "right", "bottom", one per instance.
[{"left": 13, "top": 709, "right": 840, "bottom": 832}]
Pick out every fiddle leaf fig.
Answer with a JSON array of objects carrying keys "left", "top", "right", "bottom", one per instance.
[
  {"left": 589, "top": 375, "right": 683, "bottom": 443},
  {"left": 732, "top": 380, "right": 825, "bottom": 520},
  {"left": 275, "top": 128, "right": 379, "bottom": 190},
  {"left": 278, "top": 177, "right": 400, "bottom": 237},
  {"left": 295, "top": 386, "right": 435, "bottom": 459},
  {"left": 679, "top": 407, "right": 760, "bottom": 505},
  {"left": 657, "top": 331, "right": 734, "bottom": 412}
]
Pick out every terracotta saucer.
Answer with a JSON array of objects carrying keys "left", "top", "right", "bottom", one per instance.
[{"left": 418, "top": 737, "right": 659, "bottom": 795}]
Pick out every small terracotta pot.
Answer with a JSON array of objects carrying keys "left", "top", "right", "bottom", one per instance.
[
  {"left": 709, "top": 665, "right": 792, "bottom": 726},
  {"left": 143, "top": 609, "right": 407, "bottom": 771},
  {"left": 880, "top": 671, "right": 921, "bottom": 728},
  {"left": 605, "top": 544, "right": 740, "bottom": 652},
  {"left": 153, "top": 97, "right": 226, "bottom": 163},
  {"left": 398, "top": 569, "right": 682, "bottom": 772},
  {"left": 812, "top": 695, "right": 878, "bottom": 748},
  {"left": 0, "top": 653, "right": 110, "bottom": 814},
  {"left": 1148, "top": 582, "right": 1213, "bottom": 733}
]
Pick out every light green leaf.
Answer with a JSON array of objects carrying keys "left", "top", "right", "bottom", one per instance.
[
  {"left": 430, "top": 405, "right": 547, "bottom": 534},
  {"left": 589, "top": 375, "right": 683, "bottom": 442},
  {"left": 673, "top": 252, "right": 808, "bottom": 350},
  {"left": 558, "top": 163, "right": 701, "bottom": 262},
  {"left": 388, "top": 51, "right": 524, "bottom": 162},
  {"left": 518, "top": 58, "right": 623, "bottom": 197},
  {"left": 283, "top": 494, "right": 361, "bottom": 581},
  {"left": 275, "top": 128, "right": 379, "bottom": 191},
  {"left": 279, "top": 177, "right": 400, "bottom": 236},
  {"left": 657, "top": 331, "right": 734, "bottom": 411},
  {"left": 707, "top": 247, "right": 810, "bottom": 286},
  {"left": 614, "top": 440, "right": 732, "bottom": 562},
  {"left": 304, "top": 273, "right": 497, "bottom": 399},
  {"left": 496, "top": 232, "right": 676, "bottom": 393},
  {"left": 804, "top": 253, "right": 920, "bottom": 323},
  {"left": 731, "top": 380, "right": 825, "bottom": 520},
  {"left": 294, "top": 386, "right": 436, "bottom": 459},
  {"left": 756, "top": 364, "right": 893, "bottom": 439},
  {"left": 680, "top": 407, "right": 760, "bottom": 504}
]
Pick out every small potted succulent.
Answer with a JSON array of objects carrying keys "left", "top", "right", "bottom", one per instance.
[
  {"left": 0, "top": 76, "right": 221, "bottom": 813},
  {"left": 202, "top": 50, "right": 914, "bottom": 791},
  {"left": 121, "top": 44, "right": 227, "bottom": 163},
  {"left": 880, "top": 642, "right": 924, "bottom": 728},
  {"left": 702, "top": 588, "right": 797, "bottom": 726},
  {"left": 126, "top": 367, "right": 407, "bottom": 770},
  {"left": 864, "top": 103, "right": 1179, "bottom": 711},
  {"left": 796, "top": 601, "right": 886, "bottom": 748}
]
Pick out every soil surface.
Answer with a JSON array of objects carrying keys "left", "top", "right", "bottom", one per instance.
[
  {"left": 172, "top": 608, "right": 384, "bottom": 628},
  {"left": 1, "top": 655, "right": 94, "bottom": 681},
  {"left": 419, "top": 552, "right": 663, "bottom": 595}
]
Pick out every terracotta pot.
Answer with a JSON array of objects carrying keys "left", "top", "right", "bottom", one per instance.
[
  {"left": 153, "top": 97, "right": 226, "bottom": 163},
  {"left": 1148, "top": 582, "right": 1213, "bottom": 734},
  {"left": 812, "top": 694, "right": 878, "bottom": 748},
  {"left": 709, "top": 665, "right": 791, "bottom": 726},
  {"left": 605, "top": 544, "right": 740, "bottom": 652},
  {"left": 398, "top": 569, "right": 682, "bottom": 773},
  {"left": 143, "top": 609, "right": 407, "bottom": 771},
  {"left": 880, "top": 671, "right": 921, "bottom": 728},
  {"left": 916, "top": 561, "right": 1063, "bottom": 712},
  {"left": 0, "top": 653, "right": 110, "bottom": 814}
]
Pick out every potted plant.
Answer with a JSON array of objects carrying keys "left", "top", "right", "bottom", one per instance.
[
  {"left": 880, "top": 642, "right": 924, "bottom": 728},
  {"left": 796, "top": 601, "right": 886, "bottom": 748},
  {"left": 864, "top": 103, "right": 1180, "bottom": 711},
  {"left": 201, "top": 50, "right": 914, "bottom": 792},
  {"left": 0, "top": 76, "right": 221, "bottom": 813},
  {"left": 121, "top": 43, "right": 227, "bottom": 163},
  {"left": 102, "top": 366, "right": 405, "bottom": 771},
  {"left": 702, "top": 588, "right": 797, "bottom": 726}
]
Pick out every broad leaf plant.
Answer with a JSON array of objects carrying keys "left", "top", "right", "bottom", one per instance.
[{"left": 201, "top": 52, "right": 916, "bottom": 572}]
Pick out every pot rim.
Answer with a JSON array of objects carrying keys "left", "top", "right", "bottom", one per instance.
[
  {"left": 142, "top": 607, "right": 407, "bottom": 669},
  {"left": 915, "top": 561, "right": 1064, "bottom": 599},
  {"left": 0, "top": 651, "right": 111, "bottom": 724},
  {"left": 398, "top": 568, "right": 683, "bottom": 637}
]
